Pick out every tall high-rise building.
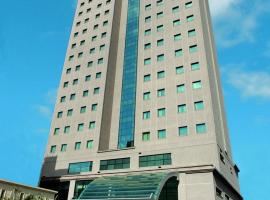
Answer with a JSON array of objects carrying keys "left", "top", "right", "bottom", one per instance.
[{"left": 39, "top": 0, "right": 243, "bottom": 200}]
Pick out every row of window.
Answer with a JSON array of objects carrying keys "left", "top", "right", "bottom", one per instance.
[
  {"left": 79, "top": 0, "right": 111, "bottom": 9},
  {"left": 144, "top": 0, "right": 192, "bottom": 10},
  {"left": 67, "top": 153, "right": 171, "bottom": 174},
  {"left": 144, "top": 12, "right": 194, "bottom": 24},
  {"left": 50, "top": 140, "right": 93, "bottom": 154},
  {"left": 56, "top": 104, "right": 98, "bottom": 118}
]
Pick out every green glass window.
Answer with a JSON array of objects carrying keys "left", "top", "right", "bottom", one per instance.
[
  {"left": 75, "top": 142, "right": 81, "bottom": 150},
  {"left": 157, "top": 39, "right": 164, "bottom": 46},
  {"left": 185, "top": 1, "right": 193, "bottom": 8},
  {"left": 89, "top": 121, "right": 96, "bottom": 130},
  {"left": 157, "top": 12, "right": 164, "bottom": 18},
  {"left": 139, "top": 153, "right": 171, "bottom": 167},
  {"left": 94, "top": 87, "right": 100, "bottom": 94},
  {"left": 73, "top": 79, "right": 78, "bottom": 85},
  {"left": 158, "top": 108, "right": 166, "bottom": 117},
  {"left": 174, "top": 33, "right": 182, "bottom": 41},
  {"left": 101, "top": 32, "right": 107, "bottom": 38},
  {"left": 196, "top": 123, "right": 207, "bottom": 134},
  {"left": 100, "top": 158, "right": 130, "bottom": 171},
  {"left": 85, "top": 75, "right": 91, "bottom": 82},
  {"left": 157, "top": 129, "right": 166, "bottom": 139},
  {"left": 175, "top": 49, "right": 183, "bottom": 57},
  {"left": 87, "top": 61, "right": 93, "bottom": 67},
  {"left": 192, "top": 81, "right": 202, "bottom": 89},
  {"left": 188, "top": 29, "right": 196, "bottom": 37},
  {"left": 69, "top": 55, "right": 74, "bottom": 61},
  {"left": 145, "top": 4, "right": 151, "bottom": 11},
  {"left": 189, "top": 45, "right": 198, "bottom": 53},
  {"left": 176, "top": 66, "right": 184, "bottom": 74},
  {"left": 57, "top": 111, "right": 63, "bottom": 118},
  {"left": 157, "top": 71, "right": 165, "bottom": 79},
  {"left": 54, "top": 128, "right": 60, "bottom": 135},
  {"left": 63, "top": 82, "right": 68, "bottom": 88},
  {"left": 157, "top": 88, "right": 165, "bottom": 97},
  {"left": 142, "top": 132, "right": 150, "bottom": 141},
  {"left": 91, "top": 104, "right": 97, "bottom": 111},
  {"left": 99, "top": 44, "right": 105, "bottom": 51},
  {"left": 172, "top": 6, "right": 180, "bottom": 13},
  {"left": 96, "top": 72, "right": 102, "bottom": 79},
  {"left": 75, "top": 65, "right": 81, "bottom": 71},
  {"left": 61, "top": 144, "right": 67, "bottom": 152},
  {"left": 143, "top": 111, "right": 150, "bottom": 120},
  {"left": 191, "top": 62, "right": 200, "bottom": 70},
  {"left": 50, "top": 145, "right": 56, "bottom": 153},
  {"left": 60, "top": 96, "right": 66, "bottom": 103},
  {"left": 157, "top": 54, "right": 164, "bottom": 62},
  {"left": 144, "top": 74, "right": 151, "bottom": 82},
  {"left": 173, "top": 19, "right": 181, "bottom": 26},
  {"left": 98, "top": 58, "right": 104, "bottom": 65},
  {"left": 156, "top": 0, "right": 164, "bottom": 6},
  {"left": 177, "top": 84, "right": 185, "bottom": 93},
  {"left": 103, "top": 21, "right": 108, "bottom": 26},
  {"left": 66, "top": 68, "right": 71, "bottom": 74},
  {"left": 64, "top": 126, "right": 70, "bottom": 134},
  {"left": 178, "top": 104, "right": 187, "bottom": 113},
  {"left": 195, "top": 101, "right": 204, "bottom": 110},
  {"left": 157, "top": 25, "right": 164, "bottom": 32},
  {"left": 83, "top": 90, "right": 89, "bottom": 97},
  {"left": 187, "top": 15, "right": 195, "bottom": 22},
  {"left": 144, "top": 58, "right": 151, "bottom": 65},
  {"left": 80, "top": 40, "right": 85, "bottom": 46},
  {"left": 80, "top": 106, "right": 86, "bottom": 113},
  {"left": 144, "top": 43, "right": 151, "bottom": 49},
  {"left": 143, "top": 92, "right": 150, "bottom": 100},
  {"left": 67, "top": 109, "right": 73, "bottom": 116},
  {"left": 145, "top": 16, "right": 151, "bottom": 23},
  {"left": 77, "top": 123, "right": 84, "bottom": 132},
  {"left": 179, "top": 126, "right": 188, "bottom": 136},
  {"left": 70, "top": 94, "right": 76, "bottom": 100},
  {"left": 86, "top": 140, "right": 93, "bottom": 149},
  {"left": 90, "top": 48, "right": 95, "bottom": 54},
  {"left": 144, "top": 29, "right": 151, "bottom": 36},
  {"left": 68, "top": 162, "right": 93, "bottom": 174}
]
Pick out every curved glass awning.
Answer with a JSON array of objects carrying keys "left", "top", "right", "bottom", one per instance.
[{"left": 77, "top": 172, "right": 178, "bottom": 200}]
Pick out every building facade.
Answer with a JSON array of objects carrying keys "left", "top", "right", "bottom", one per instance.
[{"left": 39, "top": 0, "right": 243, "bottom": 200}]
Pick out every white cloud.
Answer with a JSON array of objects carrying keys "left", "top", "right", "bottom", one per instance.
[
  {"left": 36, "top": 105, "right": 52, "bottom": 118},
  {"left": 226, "top": 68, "right": 270, "bottom": 98},
  {"left": 209, "top": 0, "right": 237, "bottom": 18}
]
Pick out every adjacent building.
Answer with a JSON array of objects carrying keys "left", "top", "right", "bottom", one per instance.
[{"left": 39, "top": 0, "right": 243, "bottom": 200}]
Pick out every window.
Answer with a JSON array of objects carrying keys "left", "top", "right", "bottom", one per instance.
[
  {"left": 178, "top": 104, "right": 187, "bottom": 113},
  {"left": 90, "top": 48, "right": 95, "bottom": 54},
  {"left": 185, "top": 1, "right": 193, "bottom": 9},
  {"left": 145, "top": 4, "right": 151, "bottom": 11},
  {"left": 158, "top": 129, "right": 166, "bottom": 139},
  {"left": 143, "top": 111, "right": 150, "bottom": 120},
  {"left": 172, "top": 6, "right": 180, "bottom": 13},
  {"left": 74, "top": 32, "right": 78, "bottom": 37},
  {"left": 99, "top": 44, "right": 105, "bottom": 51},
  {"left": 73, "top": 79, "right": 78, "bottom": 85},
  {"left": 175, "top": 49, "right": 183, "bottom": 57},
  {"left": 100, "top": 158, "right": 130, "bottom": 170},
  {"left": 157, "top": 71, "right": 165, "bottom": 79},
  {"left": 54, "top": 128, "right": 60, "bottom": 135},
  {"left": 157, "top": 12, "right": 164, "bottom": 18},
  {"left": 84, "top": 18, "right": 89, "bottom": 23},
  {"left": 145, "top": 29, "right": 151, "bottom": 36},
  {"left": 66, "top": 68, "right": 71, "bottom": 74},
  {"left": 144, "top": 58, "right": 151, "bottom": 65},
  {"left": 144, "top": 43, "right": 151, "bottom": 49},
  {"left": 86, "top": 140, "right": 93, "bottom": 149},
  {"left": 68, "top": 162, "right": 93, "bottom": 174},
  {"left": 192, "top": 81, "right": 202, "bottom": 89},
  {"left": 196, "top": 123, "right": 207, "bottom": 134},
  {"left": 80, "top": 106, "right": 86, "bottom": 113},
  {"left": 142, "top": 132, "right": 150, "bottom": 141},
  {"left": 189, "top": 45, "right": 198, "bottom": 53},
  {"left": 60, "top": 96, "right": 66, "bottom": 103},
  {"left": 50, "top": 145, "right": 56, "bottom": 153},
  {"left": 191, "top": 62, "right": 200, "bottom": 70},
  {"left": 64, "top": 126, "right": 70, "bottom": 134},
  {"left": 157, "top": 54, "right": 164, "bottom": 62},
  {"left": 194, "top": 101, "right": 204, "bottom": 110},
  {"left": 61, "top": 144, "right": 67, "bottom": 152},
  {"left": 67, "top": 109, "right": 73, "bottom": 117},
  {"left": 89, "top": 121, "right": 96, "bottom": 129},
  {"left": 82, "top": 29, "right": 87, "bottom": 34},
  {"left": 75, "top": 65, "right": 81, "bottom": 71},
  {"left": 177, "top": 84, "right": 185, "bottom": 93},
  {"left": 96, "top": 72, "right": 102, "bottom": 79},
  {"left": 157, "top": 88, "right": 165, "bottom": 97},
  {"left": 157, "top": 39, "right": 164, "bottom": 46},
  {"left": 57, "top": 111, "right": 63, "bottom": 118},
  {"left": 157, "top": 25, "right": 164, "bottom": 32},
  {"left": 101, "top": 32, "right": 107, "bottom": 38},
  {"left": 143, "top": 92, "right": 151, "bottom": 100},
  {"left": 71, "top": 43, "right": 76, "bottom": 49},
  {"left": 179, "top": 126, "right": 188, "bottom": 136},
  {"left": 174, "top": 33, "right": 182, "bottom": 41},
  {"left": 145, "top": 16, "right": 151, "bottom": 23},
  {"left": 80, "top": 40, "right": 85, "bottom": 46},
  {"left": 176, "top": 66, "right": 184, "bottom": 74},
  {"left": 88, "top": 61, "right": 93, "bottom": 67},
  {"left": 75, "top": 142, "right": 81, "bottom": 150},
  {"left": 156, "top": 0, "right": 164, "bottom": 6},
  {"left": 63, "top": 82, "right": 68, "bottom": 88},
  {"left": 158, "top": 108, "right": 166, "bottom": 117},
  {"left": 85, "top": 75, "right": 91, "bottom": 81},
  {"left": 188, "top": 29, "right": 196, "bottom": 37},
  {"left": 77, "top": 123, "right": 84, "bottom": 132},
  {"left": 144, "top": 74, "right": 151, "bottom": 82},
  {"left": 83, "top": 90, "right": 89, "bottom": 97},
  {"left": 98, "top": 58, "right": 104, "bottom": 64},
  {"left": 173, "top": 19, "right": 181, "bottom": 26},
  {"left": 139, "top": 153, "right": 171, "bottom": 167},
  {"left": 187, "top": 15, "right": 195, "bottom": 22},
  {"left": 94, "top": 87, "right": 100, "bottom": 94},
  {"left": 91, "top": 104, "right": 98, "bottom": 111}
]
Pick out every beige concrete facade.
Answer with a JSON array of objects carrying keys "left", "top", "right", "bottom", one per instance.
[{"left": 40, "top": 0, "right": 242, "bottom": 200}]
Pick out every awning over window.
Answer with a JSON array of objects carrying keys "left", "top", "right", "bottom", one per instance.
[{"left": 77, "top": 172, "right": 178, "bottom": 200}]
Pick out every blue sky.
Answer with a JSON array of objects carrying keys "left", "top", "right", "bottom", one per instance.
[{"left": 0, "top": 0, "right": 269, "bottom": 199}]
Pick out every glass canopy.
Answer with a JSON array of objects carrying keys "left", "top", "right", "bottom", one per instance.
[{"left": 77, "top": 172, "right": 178, "bottom": 200}]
